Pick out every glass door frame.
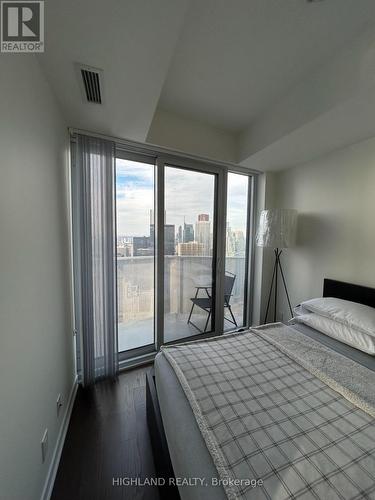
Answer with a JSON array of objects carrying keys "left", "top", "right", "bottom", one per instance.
[
  {"left": 115, "top": 149, "right": 157, "bottom": 362},
  {"left": 227, "top": 168, "right": 257, "bottom": 330},
  {"left": 155, "top": 156, "right": 226, "bottom": 350},
  {"left": 113, "top": 149, "right": 257, "bottom": 361}
]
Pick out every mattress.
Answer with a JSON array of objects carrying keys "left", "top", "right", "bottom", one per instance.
[
  {"left": 155, "top": 351, "right": 225, "bottom": 500},
  {"left": 155, "top": 324, "right": 375, "bottom": 500}
]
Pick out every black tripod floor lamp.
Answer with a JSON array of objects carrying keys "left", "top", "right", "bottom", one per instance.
[{"left": 256, "top": 209, "right": 298, "bottom": 324}]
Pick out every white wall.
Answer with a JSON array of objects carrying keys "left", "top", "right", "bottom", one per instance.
[
  {"left": 271, "top": 137, "right": 375, "bottom": 320},
  {"left": 147, "top": 108, "right": 237, "bottom": 162},
  {"left": 0, "top": 55, "right": 75, "bottom": 500}
]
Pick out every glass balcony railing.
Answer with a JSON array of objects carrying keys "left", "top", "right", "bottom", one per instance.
[{"left": 117, "top": 255, "right": 246, "bottom": 351}]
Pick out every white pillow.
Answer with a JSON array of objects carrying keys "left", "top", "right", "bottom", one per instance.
[
  {"left": 293, "top": 304, "right": 312, "bottom": 317},
  {"left": 301, "top": 297, "right": 375, "bottom": 338},
  {"left": 293, "top": 313, "right": 375, "bottom": 355}
]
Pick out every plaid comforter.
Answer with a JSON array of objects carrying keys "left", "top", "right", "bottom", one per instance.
[{"left": 161, "top": 325, "right": 375, "bottom": 500}]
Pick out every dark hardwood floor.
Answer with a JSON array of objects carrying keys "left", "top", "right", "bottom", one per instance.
[{"left": 52, "top": 366, "right": 160, "bottom": 500}]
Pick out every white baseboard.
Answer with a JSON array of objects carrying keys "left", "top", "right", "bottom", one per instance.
[{"left": 40, "top": 376, "right": 78, "bottom": 500}]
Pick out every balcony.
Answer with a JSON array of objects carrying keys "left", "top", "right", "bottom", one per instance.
[{"left": 117, "top": 255, "right": 246, "bottom": 352}]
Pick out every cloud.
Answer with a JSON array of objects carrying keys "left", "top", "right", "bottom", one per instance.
[
  {"left": 227, "top": 173, "right": 249, "bottom": 234},
  {"left": 165, "top": 167, "right": 214, "bottom": 226},
  {"left": 116, "top": 160, "right": 249, "bottom": 237}
]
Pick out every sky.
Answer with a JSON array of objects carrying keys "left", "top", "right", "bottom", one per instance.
[{"left": 116, "top": 159, "right": 249, "bottom": 237}]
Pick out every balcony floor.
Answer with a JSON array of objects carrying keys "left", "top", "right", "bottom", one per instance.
[{"left": 118, "top": 309, "right": 242, "bottom": 352}]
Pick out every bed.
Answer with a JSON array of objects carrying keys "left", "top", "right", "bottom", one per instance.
[{"left": 149, "top": 279, "right": 375, "bottom": 500}]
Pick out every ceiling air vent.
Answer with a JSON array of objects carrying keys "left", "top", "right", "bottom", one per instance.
[{"left": 77, "top": 64, "right": 103, "bottom": 104}]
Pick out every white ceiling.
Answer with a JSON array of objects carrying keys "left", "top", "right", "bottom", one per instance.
[
  {"left": 37, "top": 0, "right": 375, "bottom": 168},
  {"left": 159, "top": 0, "right": 375, "bottom": 132},
  {"left": 38, "top": 0, "right": 188, "bottom": 141},
  {"left": 241, "top": 88, "right": 375, "bottom": 172}
]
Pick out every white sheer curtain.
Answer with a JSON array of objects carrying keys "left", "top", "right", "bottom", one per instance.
[{"left": 73, "top": 134, "right": 118, "bottom": 386}]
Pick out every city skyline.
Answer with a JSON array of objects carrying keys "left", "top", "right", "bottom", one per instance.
[
  {"left": 117, "top": 210, "right": 245, "bottom": 258},
  {"left": 116, "top": 158, "right": 249, "bottom": 237}
]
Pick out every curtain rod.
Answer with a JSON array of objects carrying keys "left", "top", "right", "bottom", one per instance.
[{"left": 68, "top": 127, "right": 261, "bottom": 175}]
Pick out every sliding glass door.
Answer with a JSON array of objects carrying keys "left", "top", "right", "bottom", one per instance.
[
  {"left": 164, "top": 165, "right": 217, "bottom": 342},
  {"left": 115, "top": 150, "right": 255, "bottom": 357},
  {"left": 224, "top": 172, "right": 252, "bottom": 331},
  {"left": 115, "top": 156, "right": 155, "bottom": 353}
]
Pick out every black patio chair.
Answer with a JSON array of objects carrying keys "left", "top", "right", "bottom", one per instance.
[{"left": 187, "top": 272, "right": 238, "bottom": 333}]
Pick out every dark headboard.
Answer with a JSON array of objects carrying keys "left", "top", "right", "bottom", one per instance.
[{"left": 323, "top": 279, "right": 375, "bottom": 308}]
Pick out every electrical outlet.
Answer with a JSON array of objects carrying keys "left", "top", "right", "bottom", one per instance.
[
  {"left": 56, "top": 393, "right": 62, "bottom": 417},
  {"left": 41, "top": 429, "right": 48, "bottom": 463}
]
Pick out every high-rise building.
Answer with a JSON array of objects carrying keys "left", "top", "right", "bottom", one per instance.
[
  {"left": 195, "top": 214, "right": 211, "bottom": 256},
  {"left": 177, "top": 241, "right": 204, "bottom": 256},
  {"left": 149, "top": 224, "right": 175, "bottom": 255},
  {"left": 133, "top": 236, "right": 153, "bottom": 256},
  {"left": 164, "top": 224, "right": 175, "bottom": 255},
  {"left": 234, "top": 230, "right": 246, "bottom": 256},
  {"left": 198, "top": 213, "right": 209, "bottom": 222},
  {"left": 177, "top": 225, "right": 183, "bottom": 244},
  {"left": 149, "top": 210, "right": 175, "bottom": 255},
  {"left": 226, "top": 225, "right": 246, "bottom": 257},
  {"left": 183, "top": 223, "right": 194, "bottom": 243},
  {"left": 226, "top": 224, "right": 236, "bottom": 257},
  {"left": 117, "top": 243, "right": 133, "bottom": 257}
]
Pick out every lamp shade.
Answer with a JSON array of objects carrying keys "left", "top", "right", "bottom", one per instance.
[{"left": 256, "top": 209, "right": 297, "bottom": 249}]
